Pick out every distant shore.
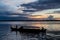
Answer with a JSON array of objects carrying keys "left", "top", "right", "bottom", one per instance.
[{"left": 0, "top": 20, "right": 60, "bottom": 21}]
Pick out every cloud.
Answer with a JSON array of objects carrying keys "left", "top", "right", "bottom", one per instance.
[
  {"left": 21, "top": 0, "right": 60, "bottom": 13},
  {"left": 0, "top": 0, "right": 37, "bottom": 14},
  {"left": 38, "top": 0, "right": 60, "bottom": 3},
  {"left": 0, "top": 0, "right": 60, "bottom": 15},
  {"left": 31, "top": 8, "right": 60, "bottom": 15}
]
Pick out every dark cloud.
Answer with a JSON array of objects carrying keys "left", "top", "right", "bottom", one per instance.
[
  {"left": 0, "top": 12, "right": 31, "bottom": 20},
  {"left": 0, "top": 16, "right": 30, "bottom": 20},
  {"left": 21, "top": 0, "right": 60, "bottom": 12},
  {"left": 48, "top": 0, "right": 60, "bottom": 3}
]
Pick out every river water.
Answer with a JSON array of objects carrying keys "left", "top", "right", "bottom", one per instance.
[{"left": 0, "top": 21, "right": 60, "bottom": 40}]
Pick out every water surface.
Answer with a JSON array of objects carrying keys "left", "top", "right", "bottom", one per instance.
[{"left": 0, "top": 21, "right": 60, "bottom": 40}]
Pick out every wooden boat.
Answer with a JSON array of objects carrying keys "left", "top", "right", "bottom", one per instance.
[
  {"left": 11, "top": 26, "right": 47, "bottom": 33},
  {"left": 19, "top": 27, "right": 46, "bottom": 33},
  {"left": 10, "top": 25, "right": 19, "bottom": 31}
]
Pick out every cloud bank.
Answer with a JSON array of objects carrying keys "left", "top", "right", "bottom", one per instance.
[
  {"left": 21, "top": 0, "right": 60, "bottom": 15},
  {"left": 0, "top": 0, "right": 60, "bottom": 16},
  {"left": 0, "top": 0, "right": 37, "bottom": 13}
]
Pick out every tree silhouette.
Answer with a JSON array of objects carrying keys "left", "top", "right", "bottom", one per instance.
[{"left": 47, "top": 15, "right": 54, "bottom": 20}]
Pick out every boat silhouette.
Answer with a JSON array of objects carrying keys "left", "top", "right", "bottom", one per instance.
[{"left": 11, "top": 25, "right": 47, "bottom": 33}]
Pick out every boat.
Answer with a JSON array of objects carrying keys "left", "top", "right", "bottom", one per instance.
[
  {"left": 10, "top": 25, "right": 19, "bottom": 31},
  {"left": 11, "top": 25, "right": 47, "bottom": 33}
]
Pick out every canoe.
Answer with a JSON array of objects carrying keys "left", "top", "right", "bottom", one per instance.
[{"left": 11, "top": 26, "right": 47, "bottom": 33}]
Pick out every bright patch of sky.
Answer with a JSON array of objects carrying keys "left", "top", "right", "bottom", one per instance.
[
  {"left": 31, "top": 8, "right": 60, "bottom": 18},
  {"left": 0, "top": 0, "right": 60, "bottom": 16},
  {"left": 31, "top": 8, "right": 60, "bottom": 15},
  {"left": 0, "top": 0, "right": 37, "bottom": 13}
]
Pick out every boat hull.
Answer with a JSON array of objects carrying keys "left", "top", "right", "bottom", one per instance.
[
  {"left": 11, "top": 26, "right": 46, "bottom": 33},
  {"left": 19, "top": 29, "right": 41, "bottom": 33},
  {"left": 11, "top": 28, "right": 46, "bottom": 33}
]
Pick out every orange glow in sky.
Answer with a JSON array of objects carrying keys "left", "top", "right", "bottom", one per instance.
[
  {"left": 28, "top": 15, "right": 48, "bottom": 18},
  {"left": 27, "top": 14, "right": 60, "bottom": 20}
]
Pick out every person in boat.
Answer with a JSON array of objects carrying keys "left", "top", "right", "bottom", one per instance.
[
  {"left": 19, "top": 26, "right": 23, "bottom": 29},
  {"left": 41, "top": 27, "right": 47, "bottom": 36},
  {"left": 15, "top": 25, "right": 17, "bottom": 29}
]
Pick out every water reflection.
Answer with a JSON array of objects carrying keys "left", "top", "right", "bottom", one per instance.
[
  {"left": 0, "top": 21, "right": 60, "bottom": 40},
  {"left": 6, "top": 21, "right": 60, "bottom": 31},
  {"left": 8, "top": 31, "right": 46, "bottom": 40}
]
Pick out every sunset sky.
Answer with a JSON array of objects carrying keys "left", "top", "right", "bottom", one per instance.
[
  {"left": 0, "top": 0, "right": 60, "bottom": 31},
  {"left": 0, "top": 0, "right": 60, "bottom": 20}
]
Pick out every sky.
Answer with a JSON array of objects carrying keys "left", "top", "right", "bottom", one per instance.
[
  {"left": 0, "top": 0, "right": 37, "bottom": 13},
  {"left": 0, "top": 0, "right": 60, "bottom": 19},
  {"left": 0, "top": 0, "right": 60, "bottom": 31}
]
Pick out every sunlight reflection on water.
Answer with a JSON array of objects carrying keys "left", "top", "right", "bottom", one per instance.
[
  {"left": 0, "top": 21, "right": 60, "bottom": 40},
  {"left": 0, "top": 21, "right": 60, "bottom": 31}
]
